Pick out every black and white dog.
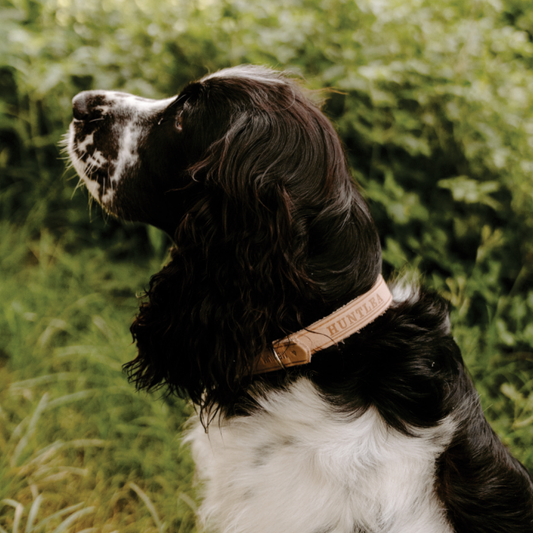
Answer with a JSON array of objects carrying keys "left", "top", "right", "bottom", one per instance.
[{"left": 67, "top": 65, "right": 533, "bottom": 533}]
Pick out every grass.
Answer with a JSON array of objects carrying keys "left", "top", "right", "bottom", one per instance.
[
  {"left": 0, "top": 219, "right": 532, "bottom": 532},
  {"left": 0, "top": 222, "right": 197, "bottom": 533}
]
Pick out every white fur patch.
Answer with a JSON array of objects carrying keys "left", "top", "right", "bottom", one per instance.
[
  {"left": 67, "top": 125, "right": 102, "bottom": 197},
  {"left": 108, "top": 122, "right": 141, "bottom": 187},
  {"left": 102, "top": 93, "right": 175, "bottom": 114},
  {"left": 186, "top": 378, "right": 454, "bottom": 533},
  {"left": 77, "top": 132, "right": 95, "bottom": 154},
  {"left": 204, "top": 66, "right": 286, "bottom": 85},
  {"left": 391, "top": 281, "right": 418, "bottom": 304}
]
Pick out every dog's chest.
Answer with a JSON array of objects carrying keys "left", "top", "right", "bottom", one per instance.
[{"left": 187, "top": 379, "right": 454, "bottom": 533}]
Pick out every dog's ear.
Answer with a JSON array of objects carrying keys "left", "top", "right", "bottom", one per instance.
[{"left": 126, "top": 102, "right": 322, "bottom": 419}]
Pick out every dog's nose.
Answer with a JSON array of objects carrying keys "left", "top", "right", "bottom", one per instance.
[
  {"left": 72, "top": 92, "right": 101, "bottom": 121},
  {"left": 72, "top": 92, "right": 89, "bottom": 120}
]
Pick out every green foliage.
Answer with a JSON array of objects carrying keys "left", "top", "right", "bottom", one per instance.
[
  {"left": 0, "top": 225, "right": 196, "bottom": 532},
  {"left": 1, "top": 0, "right": 533, "bottom": 528}
]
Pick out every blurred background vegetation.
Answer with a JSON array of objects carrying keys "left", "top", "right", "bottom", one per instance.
[{"left": 1, "top": 0, "right": 533, "bottom": 531}]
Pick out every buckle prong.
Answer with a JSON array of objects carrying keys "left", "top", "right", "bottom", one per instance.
[{"left": 270, "top": 346, "right": 286, "bottom": 370}]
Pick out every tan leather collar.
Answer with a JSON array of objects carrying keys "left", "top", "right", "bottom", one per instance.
[{"left": 254, "top": 275, "right": 392, "bottom": 374}]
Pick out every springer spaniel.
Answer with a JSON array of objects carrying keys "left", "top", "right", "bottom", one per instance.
[{"left": 66, "top": 65, "right": 533, "bottom": 533}]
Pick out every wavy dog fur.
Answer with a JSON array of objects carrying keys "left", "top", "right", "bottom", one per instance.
[{"left": 67, "top": 65, "right": 533, "bottom": 532}]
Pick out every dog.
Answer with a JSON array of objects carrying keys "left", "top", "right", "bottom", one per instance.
[{"left": 67, "top": 65, "right": 533, "bottom": 533}]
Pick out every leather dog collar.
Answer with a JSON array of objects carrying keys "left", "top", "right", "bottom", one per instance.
[{"left": 254, "top": 275, "right": 393, "bottom": 374}]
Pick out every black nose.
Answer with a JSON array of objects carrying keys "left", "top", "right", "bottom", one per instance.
[{"left": 72, "top": 92, "right": 101, "bottom": 121}]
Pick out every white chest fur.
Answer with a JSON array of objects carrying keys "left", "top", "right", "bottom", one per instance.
[{"left": 186, "top": 378, "right": 454, "bottom": 533}]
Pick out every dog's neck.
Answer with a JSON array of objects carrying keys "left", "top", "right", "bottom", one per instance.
[{"left": 255, "top": 275, "right": 392, "bottom": 374}]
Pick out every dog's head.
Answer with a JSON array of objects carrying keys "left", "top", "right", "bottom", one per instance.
[{"left": 67, "top": 65, "right": 382, "bottom": 417}]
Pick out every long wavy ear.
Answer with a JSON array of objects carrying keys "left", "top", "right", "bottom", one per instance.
[
  {"left": 125, "top": 76, "right": 382, "bottom": 420},
  {"left": 126, "top": 94, "right": 319, "bottom": 419}
]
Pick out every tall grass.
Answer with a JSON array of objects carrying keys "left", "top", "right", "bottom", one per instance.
[{"left": 0, "top": 222, "right": 197, "bottom": 533}]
